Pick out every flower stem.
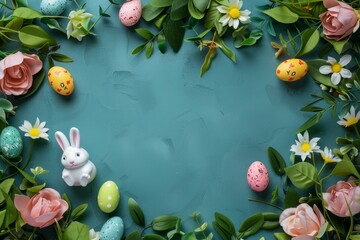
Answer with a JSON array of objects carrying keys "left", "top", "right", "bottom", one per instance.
[
  {"left": 248, "top": 198, "right": 284, "bottom": 211},
  {"left": 354, "top": 125, "right": 360, "bottom": 138}
]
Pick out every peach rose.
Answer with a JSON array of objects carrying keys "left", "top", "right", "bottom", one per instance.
[
  {"left": 14, "top": 188, "right": 68, "bottom": 228},
  {"left": 319, "top": 0, "right": 360, "bottom": 40},
  {"left": 0, "top": 51, "right": 42, "bottom": 96},
  {"left": 280, "top": 203, "right": 325, "bottom": 240},
  {"left": 322, "top": 178, "right": 360, "bottom": 217}
]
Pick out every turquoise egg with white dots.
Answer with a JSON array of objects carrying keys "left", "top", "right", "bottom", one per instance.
[
  {"left": 97, "top": 180, "right": 120, "bottom": 213},
  {"left": 0, "top": 126, "right": 23, "bottom": 158},
  {"left": 100, "top": 216, "right": 124, "bottom": 240},
  {"left": 40, "top": 0, "right": 67, "bottom": 16}
]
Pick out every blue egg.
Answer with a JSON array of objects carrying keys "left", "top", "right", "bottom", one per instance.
[
  {"left": 40, "top": 0, "right": 67, "bottom": 16},
  {"left": 0, "top": 126, "right": 23, "bottom": 158},
  {"left": 100, "top": 216, "right": 124, "bottom": 240}
]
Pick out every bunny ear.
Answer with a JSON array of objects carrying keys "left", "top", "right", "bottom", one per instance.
[
  {"left": 55, "top": 131, "right": 70, "bottom": 151},
  {"left": 70, "top": 127, "right": 80, "bottom": 148}
]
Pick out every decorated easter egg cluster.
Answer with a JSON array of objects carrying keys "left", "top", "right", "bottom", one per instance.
[
  {"left": 40, "top": 0, "right": 67, "bottom": 16},
  {"left": 276, "top": 59, "right": 308, "bottom": 82},
  {"left": 247, "top": 161, "right": 270, "bottom": 192},
  {"left": 0, "top": 126, "right": 23, "bottom": 158},
  {"left": 47, "top": 66, "right": 75, "bottom": 96}
]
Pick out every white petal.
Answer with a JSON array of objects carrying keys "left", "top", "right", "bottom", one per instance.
[
  {"left": 219, "top": 15, "right": 230, "bottom": 26},
  {"left": 233, "top": 19, "right": 239, "bottom": 29},
  {"left": 339, "top": 54, "right": 352, "bottom": 67},
  {"left": 331, "top": 73, "right": 341, "bottom": 85},
  {"left": 327, "top": 56, "right": 337, "bottom": 65},
  {"left": 340, "top": 68, "right": 352, "bottom": 78},
  {"left": 217, "top": 6, "right": 229, "bottom": 13},
  {"left": 303, "top": 131, "right": 309, "bottom": 141},
  {"left": 241, "top": 10, "right": 251, "bottom": 16},
  {"left": 319, "top": 65, "right": 332, "bottom": 75},
  {"left": 350, "top": 106, "right": 356, "bottom": 116},
  {"left": 239, "top": 15, "right": 250, "bottom": 23},
  {"left": 297, "top": 133, "right": 304, "bottom": 143},
  {"left": 228, "top": 18, "right": 234, "bottom": 27},
  {"left": 237, "top": 0, "right": 243, "bottom": 9},
  {"left": 39, "top": 121, "right": 46, "bottom": 129}
]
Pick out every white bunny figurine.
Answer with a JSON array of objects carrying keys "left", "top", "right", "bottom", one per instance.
[{"left": 55, "top": 127, "right": 96, "bottom": 187}]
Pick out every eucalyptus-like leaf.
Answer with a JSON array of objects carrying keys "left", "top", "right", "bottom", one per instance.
[
  {"left": 274, "top": 232, "right": 291, "bottom": 240},
  {"left": 155, "top": 14, "right": 167, "bottom": 29},
  {"left": 214, "top": 212, "right": 236, "bottom": 237},
  {"left": 200, "top": 47, "right": 217, "bottom": 77},
  {"left": 128, "top": 198, "right": 145, "bottom": 227},
  {"left": 71, "top": 203, "right": 88, "bottom": 221},
  {"left": 126, "top": 231, "right": 142, "bottom": 240},
  {"left": 331, "top": 159, "right": 360, "bottom": 179},
  {"left": 49, "top": 53, "right": 73, "bottom": 62},
  {"left": 142, "top": 3, "right": 164, "bottom": 21},
  {"left": 132, "top": 43, "right": 147, "bottom": 55},
  {"left": 300, "top": 105, "right": 325, "bottom": 112},
  {"left": 215, "top": 35, "right": 236, "bottom": 63},
  {"left": 295, "top": 29, "right": 320, "bottom": 57},
  {"left": 171, "top": 0, "right": 190, "bottom": 20},
  {"left": 145, "top": 41, "right": 154, "bottom": 58},
  {"left": 152, "top": 215, "right": 179, "bottom": 231},
  {"left": 261, "top": 221, "right": 280, "bottom": 230},
  {"left": 188, "top": 0, "right": 205, "bottom": 19},
  {"left": 268, "top": 147, "right": 286, "bottom": 176},
  {"left": 263, "top": 6, "right": 299, "bottom": 24},
  {"left": 163, "top": 18, "right": 185, "bottom": 52},
  {"left": 1, "top": 189, "right": 18, "bottom": 228},
  {"left": 0, "top": 99, "right": 13, "bottom": 112},
  {"left": 150, "top": 0, "right": 172, "bottom": 7},
  {"left": 0, "top": 210, "right": 6, "bottom": 229},
  {"left": 13, "top": 7, "right": 43, "bottom": 19},
  {"left": 284, "top": 162, "right": 318, "bottom": 189},
  {"left": 322, "top": 91, "right": 336, "bottom": 105},
  {"left": 0, "top": 178, "right": 15, "bottom": 203},
  {"left": 238, "top": 213, "right": 264, "bottom": 238},
  {"left": 63, "top": 221, "right": 90, "bottom": 240},
  {"left": 284, "top": 187, "right": 300, "bottom": 208},
  {"left": 271, "top": 186, "right": 279, "bottom": 203},
  {"left": 135, "top": 28, "right": 154, "bottom": 40},
  {"left": 296, "top": 112, "right": 323, "bottom": 133},
  {"left": 19, "top": 25, "right": 56, "bottom": 48},
  {"left": 323, "top": 36, "right": 349, "bottom": 54}
]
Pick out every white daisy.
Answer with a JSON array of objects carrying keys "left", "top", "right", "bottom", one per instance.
[
  {"left": 290, "top": 131, "right": 320, "bottom": 161},
  {"left": 337, "top": 106, "right": 360, "bottom": 127},
  {"left": 19, "top": 117, "right": 49, "bottom": 141},
  {"left": 319, "top": 55, "right": 352, "bottom": 85},
  {"left": 217, "top": 0, "right": 251, "bottom": 29},
  {"left": 89, "top": 229, "right": 100, "bottom": 240},
  {"left": 319, "top": 147, "right": 341, "bottom": 163}
]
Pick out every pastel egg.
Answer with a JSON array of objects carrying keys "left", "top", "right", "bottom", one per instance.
[
  {"left": 0, "top": 126, "right": 23, "bottom": 158},
  {"left": 100, "top": 216, "right": 124, "bottom": 240},
  {"left": 40, "top": 0, "right": 67, "bottom": 16},
  {"left": 276, "top": 58, "right": 308, "bottom": 82},
  {"left": 119, "top": 0, "right": 142, "bottom": 27},
  {"left": 247, "top": 161, "right": 269, "bottom": 192},
  {"left": 48, "top": 66, "right": 74, "bottom": 96},
  {"left": 97, "top": 180, "right": 120, "bottom": 213}
]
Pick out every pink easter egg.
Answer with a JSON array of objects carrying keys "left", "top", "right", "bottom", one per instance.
[
  {"left": 247, "top": 161, "right": 269, "bottom": 192},
  {"left": 119, "top": 0, "right": 142, "bottom": 27}
]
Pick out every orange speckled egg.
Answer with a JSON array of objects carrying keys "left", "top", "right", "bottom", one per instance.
[
  {"left": 276, "top": 59, "right": 308, "bottom": 82},
  {"left": 247, "top": 161, "right": 269, "bottom": 192},
  {"left": 48, "top": 66, "right": 74, "bottom": 95}
]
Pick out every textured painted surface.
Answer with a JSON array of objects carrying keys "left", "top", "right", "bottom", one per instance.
[{"left": 12, "top": 0, "right": 344, "bottom": 238}]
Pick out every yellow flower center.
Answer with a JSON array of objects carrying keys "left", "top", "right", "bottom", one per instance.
[
  {"left": 331, "top": 63, "right": 342, "bottom": 73},
  {"left": 29, "top": 128, "right": 40, "bottom": 137},
  {"left": 347, "top": 117, "right": 358, "bottom": 126},
  {"left": 301, "top": 143, "right": 311, "bottom": 152},
  {"left": 229, "top": 7, "right": 240, "bottom": 19},
  {"left": 321, "top": 154, "right": 333, "bottom": 163}
]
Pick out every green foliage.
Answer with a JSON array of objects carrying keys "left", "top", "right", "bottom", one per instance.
[
  {"left": 152, "top": 215, "right": 179, "bottom": 231},
  {"left": 238, "top": 213, "right": 264, "bottom": 238},
  {"left": 128, "top": 198, "right": 145, "bottom": 227},
  {"left": 268, "top": 147, "right": 286, "bottom": 176},
  {"left": 263, "top": 6, "right": 299, "bottom": 24},
  {"left": 63, "top": 221, "right": 90, "bottom": 240},
  {"left": 19, "top": 25, "right": 57, "bottom": 48},
  {"left": 212, "top": 212, "right": 236, "bottom": 240},
  {"left": 295, "top": 29, "right": 320, "bottom": 57},
  {"left": 285, "top": 162, "right": 318, "bottom": 189}
]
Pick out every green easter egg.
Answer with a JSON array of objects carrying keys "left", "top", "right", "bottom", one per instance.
[
  {"left": 97, "top": 180, "right": 120, "bottom": 213},
  {"left": 0, "top": 126, "right": 23, "bottom": 158}
]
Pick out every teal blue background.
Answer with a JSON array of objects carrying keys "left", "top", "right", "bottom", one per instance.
[{"left": 11, "top": 0, "right": 344, "bottom": 238}]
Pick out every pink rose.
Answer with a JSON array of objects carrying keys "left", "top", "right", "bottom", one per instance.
[
  {"left": 319, "top": 0, "right": 360, "bottom": 40},
  {"left": 0, "top": 51, "right": 42, "bottom": 96},
  {"left": 322, "top": 178, "right": 360, "bottom": 217},
  {"left": 14, "top": 188, "right": 68, "bottom": 228},
  {"left": 280, "top": 203, "right": 326, "bottom": 240}
]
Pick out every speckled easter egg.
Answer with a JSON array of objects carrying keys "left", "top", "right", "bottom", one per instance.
[
  {"left": 97, "top": 180, "right": 120, "bottom": 213},
  {"left": 40, "top": 0, "right": 67, "bottom": 16},
  {"left": 119, "top": 0, "right": 142, "bottom": 27},
  {"left": 100, "top": 216, "right": 124, "bottom": 240},
  {"left": 276, "top": 59, "right": 308, "bottom": 82},
  {"left": 48, "top": 66, "right": 74, "bottom": 96},
  {"left": 247, "top": 161, "right": 269, "bottom": 192},
  {"left": 0, "top": 126, "right": 23, "bottom": 158}
]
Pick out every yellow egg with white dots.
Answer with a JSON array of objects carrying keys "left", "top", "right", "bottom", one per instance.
[
  {"left": 97, "top": 180, "right": 120, "bottom": 213},
  {"left": 48, "top": 66, "right": 74, "bottom": 95},
  {"left": 276, "top": 58, "right": 308, "bottom": 82}
]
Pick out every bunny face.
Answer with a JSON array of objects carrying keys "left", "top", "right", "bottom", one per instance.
[{"left": 61, "top": 147, "right": 89, "bottom": 169}]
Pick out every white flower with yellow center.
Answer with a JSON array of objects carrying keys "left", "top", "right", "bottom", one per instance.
[
  {"left": 337, "top": 106, "right": 360, "bottom": 127},
  {"left": 217, "top": 0, "right": 251, "bottom": 29},
  {"left": 319, "top": 55, "right": 352, "bottom": 85},
  {"left": 290, "top": 131, "right": 320, "bottom": 161},
  {"left": 319, "top": 147, "right": 341, "bottom": 163},
  {"left": 19, "top": 118, "right": 49, "bottom": 141},
  {"left": 66, "top": 9, "right": 93, "bottom": 41}
]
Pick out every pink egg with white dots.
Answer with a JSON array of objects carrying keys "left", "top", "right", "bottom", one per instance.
[
  {"left": 119, "top": 0, "right": 142, "bottom": 27},
  {"left": 247, "top": 161, "right": 269, "bottom": 192}
]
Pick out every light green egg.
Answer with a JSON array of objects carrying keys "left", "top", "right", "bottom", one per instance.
[
  {"left": 97, "top": 180, "right": 120, "bottom": 213},
  {"left": 0, "top": 126, "right": 23, "bottom": 158}
]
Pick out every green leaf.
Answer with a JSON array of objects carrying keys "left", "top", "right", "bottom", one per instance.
[
  {"left": 182, "top": 232, "right": 197, "bottom": 240},
  {"left": 215, "top": 35, "right": 236, "bottom": 63},
  {"left": 143, "top": 234, "right": 166, "bottom": 240},
  {"left": 200, "top": 47, "right": 217, "bottom": 77},
  {"left": 135, "top": 28, "right": 154, "bottom": 40},
  {"left": 99, "top": 5, "right": 111, "bottom": 17},
  {"left": 71, "top": 203, "right": 88, "bottom": 221},
  {"left": 238, "top": 213, "right": 264, "bottom": 238},
  {"left": 284, "top": 162, "right": 318, "bottom": 189},
  {"left": 1, "top": 189, "right": 18, "bottom": 228},
  {"left": 142, "top": 3, "right": 164, "bottom": 21},
  {"left": 188, "top": 0, "right": 205, "bottom": 19},
  {"left": 41, "top": 18, "right": 66, "bottom": 33},
  {"left": 163, "top": 18, "right": 185, "bottom": 52},
  {"left": 263, "top": 6, "right": 299, "bottom": 24},
  {"left": 307, "top": 59, "right": 337, "bottom": 88},
  {"left": 145, "top": 42, "right": 154, "bottom": 58},
  {"left": 0, "top": 99, "right": 13, "bottom": 112},
  {"left": 0, "top": 178, "right": 15, "bottom": 203},
  {"left": 296, "top": 112, "right": 323, "bottom": 133},
  {"left": 150, "top": 0, "right": 173, "bottom": 7},
  {"left": 204, "top": 0, "right": 221, "bottom": 29},
  {"left": 128, "top": 198, "right": 145, "bottom": 227},
  {"left": 26, "top": 183, "right": 46, "bottom": 194},
  {"left": 271, "top": 186, "right": 279, "bottom": 203},
  {"left": 49, "top": 53, "right": 73, "bottom": 62},
  {"left": 331, "top": 160, "right": 360, "bottom": 178},
  {"left": 13, "top": 7, "right": 43, "bottom": 19},
  {"left": 213, "top": 212, "right": 236, "bottom": 238},
  {"left": 152, "top": 215, "right": 179, "bottom": 231},
  {"left": 0, "top": 210, "right": 6, "bottom": 228},
  {"left": 170, "top": 0, "right": 189, "bottom": 21},
  {"left": 19, "top": 25, "right": 56, "bottom": 48},
  {"left": 284, "top": 187, "right": 300, "bottom": 208},
  {"left": 63, "top": 221, "right": 90, "bottom": 240},
  {"left": 193, "top": 0, "right": 210, "bottom": 12},
  {"left": 268, "top": 147, "right": 286, "bottom": 176},
  {"left": 156, "top": 34, "right": 167, "bottom": 53},
  {"left": 266, "top": 20, "right": 276, "bottom": 37},
  {"left": 324, "top": 36, "right": 349, "bottom": 54},
  {"left": 5, "top": 17, "right": 23, "bottom": 31},
  {"left": 132, "top": 43, "right": 147, "bottom": 55},
  {"left": 274, "top": 232, "right": 291, "bottom": 240},
  {"left": 295, "top": 29, "right": 320, "bottom": 57},
  {"left": 301, "top": 105, "right": 324, "bottom": 112},
  {"left": 126, "top": 231, "right": 142, "bottom": 240}
]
